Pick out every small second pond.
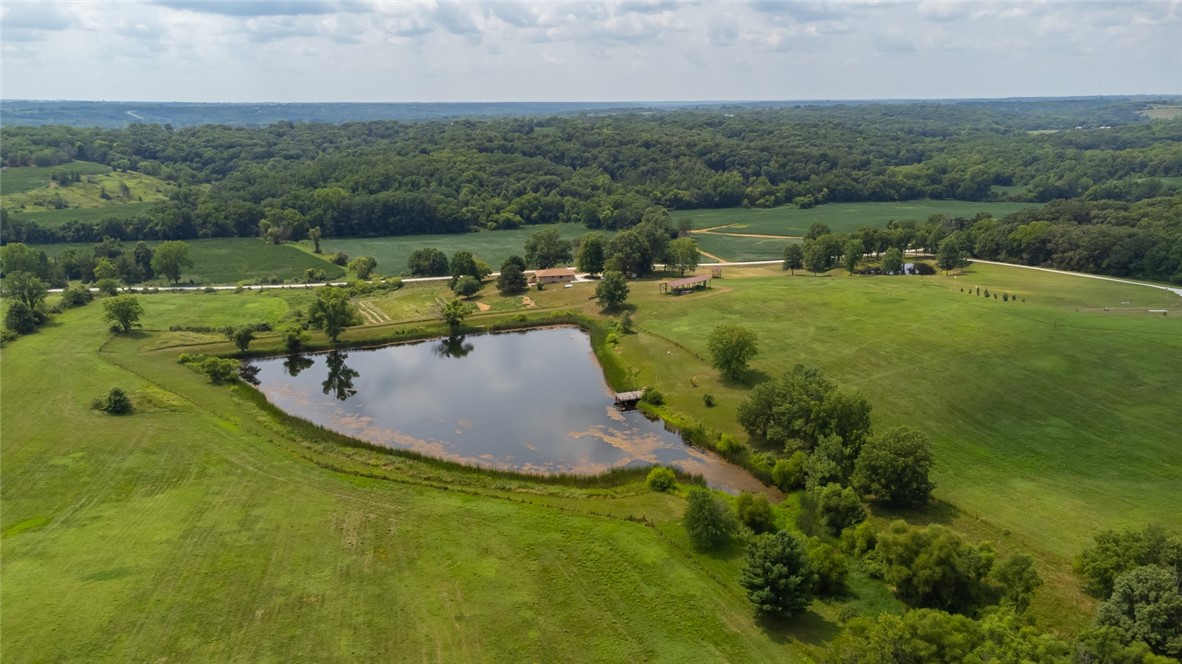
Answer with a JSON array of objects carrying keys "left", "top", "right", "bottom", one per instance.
[{"left": 250, "top": 326, "right": 767, "bottom": 494}]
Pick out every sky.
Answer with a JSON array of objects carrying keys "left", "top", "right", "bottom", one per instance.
[{"left": 2, "top": 1, "right": 1180, "bottom": 102}]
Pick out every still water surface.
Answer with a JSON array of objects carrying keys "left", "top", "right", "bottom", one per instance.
[{"left": 250, "top": 327, "right": 767, "bottom": 493}]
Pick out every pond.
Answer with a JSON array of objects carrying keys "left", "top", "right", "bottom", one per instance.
[{"left": 250, "top": 326, "right": 769, "bottom": 494}]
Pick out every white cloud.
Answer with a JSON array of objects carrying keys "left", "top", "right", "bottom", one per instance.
[{"left": 0, "top": 1, "right": 1177, "bottom": 102}]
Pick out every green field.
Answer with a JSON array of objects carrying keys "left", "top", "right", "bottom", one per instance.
[
  {"left": 1, "top": 289, "right": 864, "bottom": 662},
  {"left": 693, "top": 233, "right": 798, "bottom": 262},
  {"left": 2, "top": 161, "right": 174, "bottom": 228},
  {"left": 673, "top": 200, "right": 1037, "bottom": 237},
  {"left": 315, "top": 224, "right": 611, "bottom": 276},
  {"left": 4, "top": 261, "right": 1180, "bottom": 659},
  {"left": 0, "top": 160, "right": 111, "bottom": 195},
  {"left": 8, "top": 201, "right": 160, "bottom": 227},
  {"left": 34, "top": 238, "right": 345, "bottom": 285}
]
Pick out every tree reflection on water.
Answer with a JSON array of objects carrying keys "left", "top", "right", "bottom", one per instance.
[{"left": 321, "top": 351, "right": 359, "bottom": 401}]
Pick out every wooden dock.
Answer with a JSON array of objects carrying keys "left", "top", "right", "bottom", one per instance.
[{"left": 613, "top": 390, "right": 646, "bottom": 405}]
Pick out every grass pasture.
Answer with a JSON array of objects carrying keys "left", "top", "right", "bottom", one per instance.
[
  {"left": 673, "top": 200, "right": 1037, "bottom": 237},
  {"left": 314, "top": 223, "right": 611, "bottom": 277},
  {"left": 8, "top": 201, "right": 160, "bottom": 227},
  {"left": 4, "top": 261, "right": 1180, "bottom": 659},
  {"left": 0, "top": 291, "right": 831, "bottom": 662},
  {"left": 1, "top": 164, "right": 172, "bottom": 218}
]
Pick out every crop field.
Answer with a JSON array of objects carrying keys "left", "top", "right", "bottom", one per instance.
[
  {"left": 0, "top": 160, "right": 112, "bottom": 195},
  {"left": 692, "top": 232, "right": 797, "bottom": 262},
  {"left": 33, "top": 238, "right": 345, "bottom": 285},
  {"left": 672, "top": 200, "right": 1037, "bottom": 237},
  {"left": 314, "top": 223, "right": 612, "bottom": 277}
]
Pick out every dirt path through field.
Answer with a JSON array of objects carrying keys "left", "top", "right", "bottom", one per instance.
[
  {"left": 692, "top": 225, "right": 801, "bottom": 240},
  {"left": 696, "top": 248, "right": 728, "bottom": 263}
]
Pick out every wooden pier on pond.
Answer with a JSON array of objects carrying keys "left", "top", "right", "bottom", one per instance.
[{"left": 614, "top": 390, "right": 646, "bottom": 406}]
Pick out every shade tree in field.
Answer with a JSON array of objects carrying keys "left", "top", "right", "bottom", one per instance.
[
  {"left": 667, "top": 236, "right": 700, "bottom": 276},
  {"left": 448, "top": 250, "right": 490, "bottom": 288},
  {"left": 348, "top": 255, "right": 377, "bottom": 280},
  {"left": 874, "top": 521, "right": 996, "bottom": 613},
  {"left": 452, "top": 275, "right": 481, "bottom": 298},
  {"left": 740, "top": 530, "right": 816, "bottom": 618},
  {"left": 229, "top": 326, "right": 255, "bottom": 352},
  {"left": 881, "top": 246, "right": 905, "bottom": 274},
  {"left": 441, "top": 298, "right": 474, "bottom": 332},
  {"left": 595, "top": 270, "right": 629, "bottom": 311},
  {"left": 151, "top": 241, "right": 194, "bottom": 284},
  {"left": 782, "top": 244, "right": 804, "bottom": 274},
  {"left": 102, "top": 295, "right": 144, "bottom": 333},
  {"left": 575, "top": 233, "right": 606, "bottom": 275},
  {"left": 496, "top": 256, "right": 528, "bottom": 294},
  {"left": 524, "top": 227, "right": 572, "bottom": 269},
  {"left": 706, "top": 324, "right": 759, "bottom": 381},
  {"left": 407, "top": 247, "right": 450, "bottom": 277},
  {"left": 2, "top": 271, "right": 48, "bottom": 310},
  {"left": 937, "top": 236, "right": 968, "bottom": 274},
  {"left": 683, "top": 487, "right": 736, "bottom": 550},
  {"left": 844, "top": 239, "right": 864, "bottom": 274},
  {"left": 851, "top": 426, "right": 936, "bottom": 507},
  {"left": 804, "top": 241, "right": 831, "bottom": 275},
  {"left": 810, "top": 483, "right": 866, "bottom": 536},
  {"left": 738, "top": 365, "right": 872, "bottom": 453},
  {"left": 308, "top": 287, "right": 357, "bottom": 342}
]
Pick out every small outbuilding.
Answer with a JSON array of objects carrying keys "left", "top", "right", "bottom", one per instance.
[
  {"left": 534, "top": 268, "right": 576, "bottom": 284},
  {"left": 660, "top": 274, "right": 711, "bottom": 294}
]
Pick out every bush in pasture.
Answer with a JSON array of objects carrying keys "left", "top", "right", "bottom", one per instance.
[
  {"left": 102, "top": 295, "right": 144, "bottom": 333},
  {"left": 4, "top": 301, "right": 40, "bottom": 334},
  {"left": 874, "top": 521, "right": 996, "bottom": 612},
  {"left": 702, "top": 393, "right": 716, "bottom": 407},
  {"left": 806, "top": 538, "right": 849, "bottom": 596},
  {"left": 812, "top": 483, "right": 866, "bottom": 537},
  {"left": 641, "top": 387, "right": 664, "bottom": 406},
  {"left": 618, "top": 311, "right": 633, "bottom": 334},
  {"left": 735, "top": 492, "right": 776, "bottom": 534},
  {"left": 683, "top": 487, "right": 736, "bottom": 550},
  {"left": 984, "top": 288, "right": 990, "bottom": 298},
  {"left": 230, "top": 326, "right": 255, "bottom": 352},
  {"left": 97, "top": 387, "right": 132, "bottom": 415},
  {"left": 740, "top": 531, "right": 816, "bottom": 618},
  {"left": 452, "top": 275, "right": 481, "bottom": 298},
  {"left": 281, "top": 325, "right": 309, "bottom": 352},
  {"left": 715, "top": 434, "right": 747, "bottom": 461},
  {"left": 331, "top": 251, "right": 349, "bottom": 266},
  {"left": 348, "top": 256, "right": 377, "bottom": 280},
  {"left": 199, "top": 357, "right": 240, "bottom": 384},
  {"left": 96, "top": 278, "right": 120, "bottom": 296},
  {"left": 771, "top": 451, "right": 807, "bottom": 491},
  {"left": 707, "top": 324, "right": 759, "bottom": 381},
  {"left": 646, "top": 466, "right": 677, "bottom": 492}
]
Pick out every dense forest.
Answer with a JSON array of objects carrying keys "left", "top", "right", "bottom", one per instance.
[{"left": 2, "top": 98, "right": 1181, "bottom": 282}]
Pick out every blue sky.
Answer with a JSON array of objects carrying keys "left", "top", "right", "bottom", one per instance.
[{"left": 2, "top": 1, "right": 1179, "bottom": 102}]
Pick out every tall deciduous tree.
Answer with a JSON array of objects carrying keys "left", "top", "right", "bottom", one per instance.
[
  {"left": 683, "top": 487, "right": 736, "bottom": 550},
  {"left": 151, "top": 241, "right": 193, "bottom": 284},
  {"left": 102, "top": 295, "right": 144, "bottom": 333},
  {"left": 2, "top": 271, "right": 48, "bottom": 310},
  {"left": 783, "top": 244, "right": 804, "bottom": 274},
  {"left": 441, "top": 298, "right": 474, "bottom": 332},
  {"left": 348, "top": 256, "right": 377, "bottom": 280},
  {"left": 308, "top": 287, "right": 356, "bottom": 342},
  {"left": 595, "top": 270, "right": 629, "bottom": 311},
  {"left": 851, "top": 427, "right": 935, "bottom": 507},
  {"left": 524, "top": 228, "right": 573, "bottom": 269},
  {"left": 707, "top": 325, "right": 759, "bottom": 381},
  {"left": 576, "top": 233, "right": 606, "bottom": 275},
  {"left": 668, "top": 237, "right": 700, "bottom": 276},
  {"left": 496, "top": 258, "right": 528, "bottom": 294},
  {"left": 407, "top": 248, "right": 449, "bottom": 276},
  {"left": 1095, "top": 565, "right": 1182, "bottom": 658},
  {"left": 882, "top": 246, "right": 905, "bottom": 274},
  {"left": 740, "top": 531, "right": 817, "bottom": 618}
]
